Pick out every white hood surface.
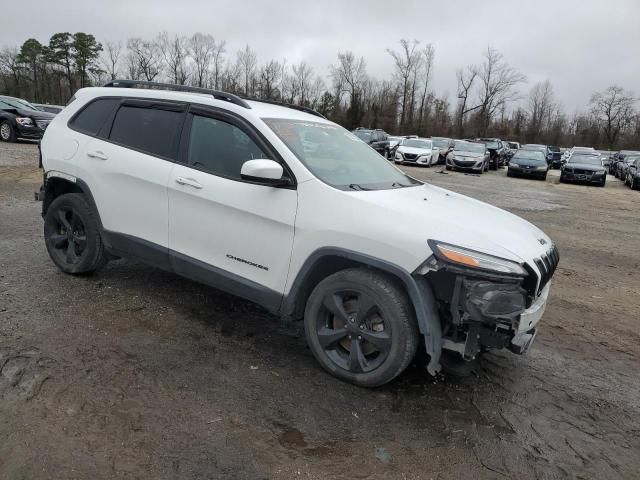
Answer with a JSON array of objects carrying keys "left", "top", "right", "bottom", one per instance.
[{"left": 348, "top": 183, "right": 550, "bottom": 266}]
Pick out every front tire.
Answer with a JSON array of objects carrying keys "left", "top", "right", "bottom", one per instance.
[
  {"left": 44, "top": 193, "right": 109, "bottom": 275},
  {"left": 304, "top": 268, "right": 419, "bottom": 387},
  {"left": 0, "top": 121, "right": 16, "bottom": 142}
]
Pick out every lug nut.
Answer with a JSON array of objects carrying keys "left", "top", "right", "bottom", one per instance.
[
  {"left": 359, "top": 325, "right": 364, "bottom": 330},
  {"left": 357, "top": 336, "right": 362, "bottom": 340}
]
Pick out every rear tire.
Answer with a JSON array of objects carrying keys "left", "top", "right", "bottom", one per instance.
[
  {"left": 0, "top": 121, "right": 16, "bottom": 142},
  {"left": 44, "top": 193, "right": 109, "bottom": 275},
  {"left": 304, "top": 268, "right": 419, "bottom": 387}
]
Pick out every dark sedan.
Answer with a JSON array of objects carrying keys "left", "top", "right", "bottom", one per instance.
[
  {"left": 560, "top": 154, "right": 607, "bottom": 187},
  {"left": 624, "top": 157, "right": 640, "bottom": 190},
  {"left": 507, "top": 149, "right": 549, "bottom": 180},
  {"left": 353, "top": 128, "right": 389, "bottom": 157},
  {"left": 0, "top": 95, "right": 56, "bottom": 142},
  {"left": 547, "top": 145, "right": 562, "bottom": 168}
]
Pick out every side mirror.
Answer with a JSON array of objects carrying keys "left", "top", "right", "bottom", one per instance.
[{"left": 240, "top": 159, "right": 290, "bottom": 186}]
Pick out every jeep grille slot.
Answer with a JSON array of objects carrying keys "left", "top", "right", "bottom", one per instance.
[{"left": 533, "top": 245, "right": 560, "bottom": 294}]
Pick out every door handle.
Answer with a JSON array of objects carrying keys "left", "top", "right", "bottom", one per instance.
[
  {"left": 87, "top": 150, "right": 108, "bottom": 160},
  {"left": 175, "top": 177, "right": 203, "bottom": 189}
]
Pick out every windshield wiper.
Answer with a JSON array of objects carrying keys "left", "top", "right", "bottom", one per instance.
[
  {"left": 347, "top": 183, "right": 371, "bottom": 191},
  {"left": 391, "top": 182, "right": 412, "bottom": 188}
]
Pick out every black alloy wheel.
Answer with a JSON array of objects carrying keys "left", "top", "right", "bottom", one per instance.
[
  {"left": 46, "top": 206, "right": 88, "bottom": 266},
  {"left": 314, "top": 289, "right": 392, "bottom": 374},
  {"left": 44, "top": 193, "right": 109, "bottom": 274},
  {"left": 304, "top": 268, "right": 419, "bottom": 387}
]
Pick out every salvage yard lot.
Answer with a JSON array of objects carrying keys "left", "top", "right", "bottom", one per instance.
[{"left": 1, "top": 141, "right": 639, "bottom": 479}]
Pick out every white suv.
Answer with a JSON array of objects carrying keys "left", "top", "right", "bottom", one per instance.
[{"left": 39, "top": 80, "right": 559, "bottom": 387}]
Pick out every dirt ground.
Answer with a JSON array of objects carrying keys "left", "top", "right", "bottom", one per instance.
[{"left": 1, "top": 141, "right": 639, "bottom": 480}]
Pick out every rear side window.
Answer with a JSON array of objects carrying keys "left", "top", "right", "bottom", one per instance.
[
  {"left": 69, "top": 98, "right": 119, "bottom": 136},
  {"left": 109, "top": 106, "right": 183, "bottom": 160}
]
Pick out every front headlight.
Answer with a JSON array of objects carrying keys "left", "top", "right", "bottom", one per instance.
[
  {"left": 596, "top": 170, "right": 606, "bottom": 175},
  {"left": 510, "top": 163, "right": 519, "bottom": 167},
  {"left": 15, "top": 117, "right": 34, "bottom": 126},
  {"left": 537, "top": 166, "right": 547, "bottom": 170},
  {"left": 395, "top": 153, "right": 402, "bottom": 160},
  {"left": 426, "top": 240, "right": 528, "bottom": 276}
]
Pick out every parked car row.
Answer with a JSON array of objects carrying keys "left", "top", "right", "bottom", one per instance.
[{"left": 0, "top": 95, "right": 58, "bottom": 142}]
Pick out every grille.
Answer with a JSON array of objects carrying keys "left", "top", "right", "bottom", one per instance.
[
  {"left": 454, "top": 159, "right": 475, "bottom": 166},
  {"left": 403, "top": 153, "right": 417, "bottom": 160},
  {"left": 533, "top": 244, "right": 560, "bottom": 294},
  {"left": 573, "top": 169, "right": 591, "bottom": 175}
]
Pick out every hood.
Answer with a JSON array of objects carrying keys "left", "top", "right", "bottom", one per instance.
[
  {"left": 398, "top": 146, "right": 436, "bottom": 156},
  {"left": 564, "top": 162, "right": 603, "bottom": 171},
  {"left": 348, "top": 183, "right": 550, "bottom": 266},
  {"left": 16, "top": 108, "right": 56, "bottom": 120},
  {"left": 511, "top": 157, "right": 546, "bottom": 167},
  {"left": 451, "top": 149, "right": 484, "bottom": 159}
]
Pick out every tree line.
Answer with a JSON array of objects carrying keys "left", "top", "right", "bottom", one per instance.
[{"left": 1, "top": 32, "right": 638, "bottom": 149}]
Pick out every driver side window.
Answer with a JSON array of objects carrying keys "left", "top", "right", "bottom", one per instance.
[{"left": 187, "top": 114, "right": 268, "bottom": 180}]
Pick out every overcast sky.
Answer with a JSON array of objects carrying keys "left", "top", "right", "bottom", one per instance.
[{"left": 2, "top": 0, "right": 639, "bottom": 112}]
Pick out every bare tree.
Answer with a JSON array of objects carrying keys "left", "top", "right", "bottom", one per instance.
[
  {"left": 158, "top": 32, "right": 188, "bottom": 85},
  {"left": 292, "top": 61, "right": 314, "bottom": 105},
  {"left": 590, "top": 86, "right": 636, "bottom": 149},
  {"left": 455, "top": 65, "right": 478, "bottom": 135},
  {"left": 236, "top": 44, "right": 257, "bottom": 96},
  {"left": 210, "top": 40, "right": 226, "bottom": 90},
  {"left": 417, "top": 44, "right": 435, "bottom": 131},
  {"left": 190, "top": 33, "right": 216, "bottom": 88},
  {"left": 258, "top": 59, "right": 282, "bottom": 100},
  {"left": 102, "top": 41, "right": 122, "bottom": 81},
  {"left": 476, "top": 46, "right": 526, "bottom": 135},
  {"left": 330, "top": 51, "right": 368, "bottom": 128},
  {"left": 0, "top": 47, "right": 21, "bottom": 92},
  {"left": 527, "top": 80, "right": 555, "bottom": 142},
  {"left": 387, "top": 39, "right": 421, "bottom": 128},
  {"left": 126, "top": 37, "right": 161, "bottom": 81}
]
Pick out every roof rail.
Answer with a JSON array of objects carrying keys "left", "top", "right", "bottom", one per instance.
[
  {"left": 102, "top": 80, "right": 251, "bottom": 109},
  {"left": 239, "top": 96, "right": 326, "bottom": 119}
]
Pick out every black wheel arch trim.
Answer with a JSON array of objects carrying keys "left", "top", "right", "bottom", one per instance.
[{"left": 282, "top": 247, "right": 442, "bottom": 374}]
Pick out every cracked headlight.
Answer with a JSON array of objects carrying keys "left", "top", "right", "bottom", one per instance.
[
  {"left": 426, "top": 240, "right": 528, "bottom": 276},
  {"left": 15, "top": 117, "right": 34, "bottom": 126}
]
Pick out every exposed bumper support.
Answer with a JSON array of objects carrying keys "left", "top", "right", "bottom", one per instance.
[{"left": 414, "top": 276, "right": 442, "bottom": 375}]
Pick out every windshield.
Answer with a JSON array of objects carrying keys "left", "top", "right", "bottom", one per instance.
[
  {"left": 0, "top": 97, "right": 38, "bottom": 111},
  {"left": 353, "top": 130, "right": 371, "bottom": 141},
  {"left": 454, "top": 141, "right": 485, "bottom": 154},
  {"left": 569, "top": 155, "right": 602, "bottom": 166},
  {"left": 431, "top": 138, "right": 450, "bottom": 149},
  {"left": 513, "top": 150, "right": 546, "bottom": 163},
  {"left": 265, "top": 118, "right": 421, "bottom": 190},
  {"left": 403, "top": 139, "right": 432, "bottom": 149},
  {"left": 479, "top": 140, "right": 499, "bottom": 149},
  {"left": 624, "top": 156, "right": 640, "bottom": 164}
]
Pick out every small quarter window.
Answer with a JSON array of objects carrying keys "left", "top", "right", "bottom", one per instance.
[{"left": 69, "top": 98, "right": 119, "bottom": 136}]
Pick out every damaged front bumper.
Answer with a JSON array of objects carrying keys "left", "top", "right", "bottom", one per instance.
[{"left": 414, "top": 253, "right": 555, "bottom": 375}]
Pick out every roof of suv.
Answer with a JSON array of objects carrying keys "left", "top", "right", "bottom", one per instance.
[{"left": 74, "top": 85, "right": 332, "bottom": 124}]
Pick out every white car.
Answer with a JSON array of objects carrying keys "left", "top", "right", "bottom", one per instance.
[
  {"left": 39, "top": 80, "right": 559, "bottom": 387},
  {"left": 394, "top": 138, "right": 439, "bottom": 167}
]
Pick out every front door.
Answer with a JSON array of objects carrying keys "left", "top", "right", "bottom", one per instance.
[{"left": 168, "top": 109, "right": 297, "bottom": 310}]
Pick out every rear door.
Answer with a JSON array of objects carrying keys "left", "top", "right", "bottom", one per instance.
[
  {"left": 167, "top": 107, "right": 297, "bottom": 307},
  {"left": 77, "top": 98, "right": 186, "bottom": 266}
]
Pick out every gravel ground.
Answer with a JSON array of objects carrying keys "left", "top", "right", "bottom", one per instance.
[{"left": 1, "top": 141, "right": 639, "bottom": 479}]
